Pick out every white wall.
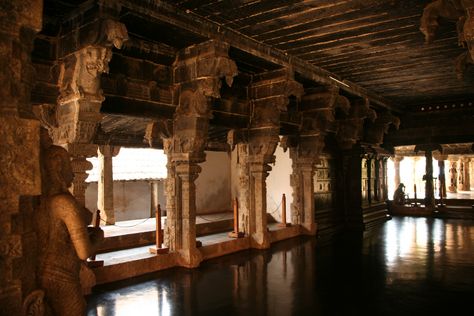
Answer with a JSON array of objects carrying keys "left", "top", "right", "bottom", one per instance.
[
  {"left": 196, "top": 151, "right": 232, "bottom": 214},
  {"left": 266, "top": 144, "right": 293, "bottom": 222},
  {"left": 85, "top": 180, "right": 165, "bottom": 222},
  {"left": 85, "top": 151, "right": 233, "bottom": 221}
]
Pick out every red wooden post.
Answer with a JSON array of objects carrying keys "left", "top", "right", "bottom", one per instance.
[
  {"left": 278, "top": 193, "right": 291, "bottom": 227},
  {"left": 228, "top": 197, "right": 244, "bottom": 238},
  {"left": 149, "top": 204, "right": 169, "bottom": 254}
]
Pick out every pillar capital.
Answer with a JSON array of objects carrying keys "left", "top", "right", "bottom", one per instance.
[
  {"left": 365, "top": 110, "right": 400, "bottom": 146},
  {"left": 336, "top": 97, "right": 377, "bottom": 150}
]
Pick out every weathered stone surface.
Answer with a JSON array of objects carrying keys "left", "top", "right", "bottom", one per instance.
[{"left": 37, "top": 138, "right": 104, "bottom": 315}]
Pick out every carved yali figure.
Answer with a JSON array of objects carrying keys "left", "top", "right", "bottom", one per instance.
[{"left": 37, "top": 130, "right": 104, "bottom": 316}]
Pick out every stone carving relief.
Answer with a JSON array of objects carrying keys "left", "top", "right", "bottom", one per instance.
[
  {"left": 58, "top": 47, "right": 112, "bottom": 102},
  {"left": 420, "top": 0, "right": 474, "bottom": 78}
]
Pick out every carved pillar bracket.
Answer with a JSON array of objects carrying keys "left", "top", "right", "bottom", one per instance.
[
  {"left": 53, "top": 18, "right": 128, "bottom": 145},
  {"left": 167, "top": 40, "right": 238, "bottom": 266},
  {"left": 336, "top": 97, "right": 377, "bottom": 150},
  {"left": 365, "top": 110, "right": 400, "bottom": 146}
]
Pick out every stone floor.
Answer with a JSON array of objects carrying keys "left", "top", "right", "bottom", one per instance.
[{"left": 87, "top": 216, "right": 474, "bottom": 316}]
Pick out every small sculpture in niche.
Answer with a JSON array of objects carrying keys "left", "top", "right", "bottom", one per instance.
[{"left": 37, "top": 129, "right": 104, "bottom": 315}]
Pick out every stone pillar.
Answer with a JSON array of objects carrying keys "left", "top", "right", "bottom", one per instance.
[
  {"left": 424, "top": 150, "right": 436, "bottom": 209},
  {"left": 393, "top": 156, "right": 404, "bottom": 188},
  {"left": 448, "top": 159, "right": 458, "bottom": 193},
  {"left": 462, "top": 158, "right": 470, "bottom": 191},
  {"left": 97, "top": 145, "right": 120, "bottom": 224},
  {"left": 0, "top": 1, "right": 43, "bottom": 314},
  {"left": 236, "top": 143, "right": 251, "bottom": 235},
  {"left": 247, "top": 130, "right": 279, "bottom": 249},
  {"left": 435, "top": 154, "right": 447, "bottom": 198},
  {"left": 167, "top": 40, "right": 237, "bottom": 266},
  {"left": 247, "top": 68, "right": 304, "bottom": 248},
  {"left": 289, "top": 140, "right": 320, "bottom": 236}
]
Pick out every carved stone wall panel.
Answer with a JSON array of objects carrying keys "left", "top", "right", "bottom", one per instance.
[{"left": 0, "top": 117, "right": 41, "bottom": 201}]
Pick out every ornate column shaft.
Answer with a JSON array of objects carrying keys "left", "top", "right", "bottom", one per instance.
[
  {"left": 236, "top": 143, "right": 250, "bottom": 234},
  {"left": 435, "top": 154, "right": 448, "bottom": 198},
  {"left": 462, "top": 158, "right": 470, "bottom": 191},
  {"left": 448, "top": 159, "right": 458, "bottom": 193},
  {"left": 424, "top": 150, "right": 435, "bottom": 209},
  {"left": 97, "top": 145, "right": 120, "bottom": 224}
]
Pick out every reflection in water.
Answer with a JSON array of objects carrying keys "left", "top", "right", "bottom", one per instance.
[{"left": 88, "top": 217, "right": 474, "bottom": 316}]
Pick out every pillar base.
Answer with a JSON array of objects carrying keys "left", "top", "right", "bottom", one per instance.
[
  {"left": 301, "top": 223, "right": 317, "bottom": 236},
  {"left": 228, "top": 231, "right": 245, "bottom": 238},
  {"left": 250, "top": 232, "right": 271, "bottom": 249},
  {"left": 149, "top": 246, "right": 169, "bottom": 255},
  {"left": 177, "top": 248, "right": 203, "bottom": 268}
]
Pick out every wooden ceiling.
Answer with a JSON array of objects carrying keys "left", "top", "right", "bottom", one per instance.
[{"left": 172, "top": 0, "right": 474, "bottom": 107}]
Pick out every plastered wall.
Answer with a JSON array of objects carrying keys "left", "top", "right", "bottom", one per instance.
[{"left": 85, "top": 151, "right": 233, "bottom": 221}]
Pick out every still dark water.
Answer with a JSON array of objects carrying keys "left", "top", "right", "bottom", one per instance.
[{"left": 87, "top": 216, "right": 474, "bottom": 316}]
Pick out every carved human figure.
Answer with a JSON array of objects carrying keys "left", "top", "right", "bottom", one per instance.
[{"left": 37, "top": 129, "right": 104, "bottom": 315}]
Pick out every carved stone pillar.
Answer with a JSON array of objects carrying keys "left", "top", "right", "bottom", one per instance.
[
  {"left": 415, "top": 144, "right": 440, "bottom": 209},
  {"left": 448, "top": 159, "right": 458, "bottom": 193},
  {"left": 236, "top": 143, "right": 250, "bottom": 234},
  {"left": 434, "top": 154, "right": 448, "bottom": 198},
  {"left": 248, "top": 130, "right": 280, "bottom": 248},
  {"left": 393, "top": 156, "right": 404, "bottom": 189},
  {"left": 167, "top": 40, "right": 237, "bottom": 266},
  {"left": 64, "top": 143, "right": 97, "bottom": 206},
  {"left": 98, "top": 145, "right": 120, "bottom": 224},
  {"left": 424, "top": 150, "right": 436, "bottom": 209},
  {"left": 288, "top": 136, "right": 323, "bottom": 236},
  {"left": 247, "top": 68, "right": 303, "bottom": 248},
  {"left": 0, "top": 1, "right": 42, "bottom": 314},
  {"left": 51, "top": 17, "right": 128, "bottom": 204},
  {"left": 462, "top": 158, "right": 471, "bottom": 191}
]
